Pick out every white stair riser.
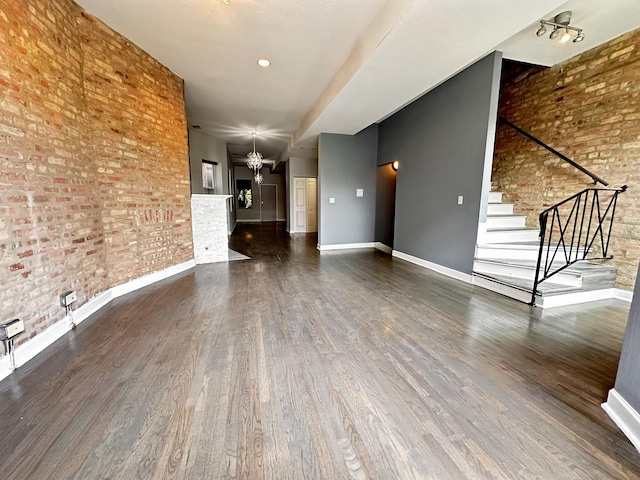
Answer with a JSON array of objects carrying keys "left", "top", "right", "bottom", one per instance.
[
  {"left": 486, "top": 216, "right": 526, "bottom": 229},
  {"left": 476, "top": 246, "right": 586, "bottom": 261},
  {"left": 487, "top": 203, "right": 514, "bottom": 215},
  {"left": 473, "top": 260, "right": 582, "bottom": 287},
  {"left": 488, "top": 191, "right": 503, "bottom": 203},
  {"left": 480, "top": 230, "right": 540, "bottom": 243},
  {"left": 472, "top": 276, "right": 532, "bottom": 303}
]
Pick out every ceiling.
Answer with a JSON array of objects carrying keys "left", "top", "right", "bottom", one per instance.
[{"left": 75, "top": 0, "right": 640, "bottom": 161}]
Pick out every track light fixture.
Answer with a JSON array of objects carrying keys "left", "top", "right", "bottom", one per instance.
[{"left": 535, "top": 11, "right": 585, "bottom": 44}]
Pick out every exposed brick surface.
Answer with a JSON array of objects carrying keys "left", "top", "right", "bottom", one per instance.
[
  {"left": 0, "top": 0, "right": 192, "bottom": 343},
  {"left": 493, "top": 28, "right": 640, "bottom": 290}
]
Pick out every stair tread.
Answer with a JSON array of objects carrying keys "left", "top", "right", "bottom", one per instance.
[
  {"left": 474, "top": 258, "right": 616, "bottom": 275},
  {"left": 485, "top": 227, "right": 538, "bottom": 232},
  {"left": 486, "top": 214, "right": 527, "bottom": 218},
  {"left": 478, "top": 241, "right": 552, "bottom": 249}
]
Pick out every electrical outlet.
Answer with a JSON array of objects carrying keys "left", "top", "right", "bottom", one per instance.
[
  {"left": 60, "top": 291, "right": 77, "bottom": 307},
  {"left": 0, "top": 319, "right": 24, "bottom": 340}
]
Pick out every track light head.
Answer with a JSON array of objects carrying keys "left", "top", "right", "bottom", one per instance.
[{"left": 535, "top": 10, "right": 584, "bottom": 45}]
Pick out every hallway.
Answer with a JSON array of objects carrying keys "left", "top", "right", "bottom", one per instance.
[{"left": 0, "top": 224, "right": 639, "bottom": 479}]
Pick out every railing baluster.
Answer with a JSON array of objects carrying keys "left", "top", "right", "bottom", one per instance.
[
  {"left": 604, "top": 193, "right": 620, "bottom": 256},
  {"left": 531, "top": 186, "right": 627, "bottom": 306},
  {"left": 577, "top": 192, "right": 588, "bottom": 263}
]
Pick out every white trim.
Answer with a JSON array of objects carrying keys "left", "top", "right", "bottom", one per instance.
[
  {"left": 538, "top": 288, "right": 616, "bottom": 309},
  {"left": 191, "top": 194, "right": 232, "bottom": 199},
  {"left": 603, "top": 389, "right": 640, "bottom": 452},
  {"left": 111, "top": 260, "right": 195, "bottom": 298},
  {"left": 471, "top": 275, "right": 532, "bottom": 304},
  {"left": 317, "top": 242, "right": 376, "bottom": 251},
  {"left": 392, "top": 250, "right": 473, "bottom": 284},
  {"left": 614, "top": 288, "right": 633, "bottom": 303},
  {"left": 0, "top": 259, "right": 195, "bottom": 383},
  {"left": 374, "top": 242, "right": 393, "bottom": 254},
  {"left": 476, "top": 221, "right": 488, "bottom": 243}
]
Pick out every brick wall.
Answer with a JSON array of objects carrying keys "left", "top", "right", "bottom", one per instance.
[
  {"left": 493, "top": 28, "right": 640, "bottom": 290},
  {"left": 0, "top": 0, "right": 192, "bottom": 343}
]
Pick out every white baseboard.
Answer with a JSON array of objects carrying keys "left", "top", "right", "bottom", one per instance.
[
  {"left": 392, "top": 250, "right": 473, "bottom": 284},
  {"left": 0, "top": 259, "right": 196, "bottom": 383},
  {"left": 111, "top": 260, "right": 195, "bottom": 298},
  {"left": 538, "top": 288, "right": 632, "bottom": 309},
  {"left": 317, "top": 242, "right": 376, "bottom": 251},
  {"left": 603, "top": 389, "right": 640, "bottom": 452},
  {"left": 374, "top": 242, "right": 393, "bottom": 254},
  {"left": 614, "top": 288, "right": 633, "bottom": 303}
]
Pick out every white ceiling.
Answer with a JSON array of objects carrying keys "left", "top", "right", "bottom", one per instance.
[{"left": 75, "top": 0, "right": 640, "bottom": 160}]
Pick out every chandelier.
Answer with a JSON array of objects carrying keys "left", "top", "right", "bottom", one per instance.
[{"left": 246, "top": 131, "right": 264, "bottom": 184}]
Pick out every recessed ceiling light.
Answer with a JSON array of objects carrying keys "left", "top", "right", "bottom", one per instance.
[
  {"left": 222, "top": 0, "right": 230, "bottom": 4},
  {"left": 257, "top": 58, "right": 271, "bottom": 68}
]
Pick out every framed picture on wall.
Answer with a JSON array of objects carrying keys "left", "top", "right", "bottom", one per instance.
[
  {"left": 237, "top": 179, "right": 253, "bottom": 209},
  {"left": 202, "top": 160, "right": 216, "bottom": 190}
]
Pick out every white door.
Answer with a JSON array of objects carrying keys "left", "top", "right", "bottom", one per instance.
[
  {"left": 306, "top": 178, "right": 317, "bottom": 233},
  {"left": 294, "top": 177, "right": 307, "bottom": 232}
]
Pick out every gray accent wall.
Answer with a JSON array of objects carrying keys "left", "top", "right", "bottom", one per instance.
[
  {"left": 614, "top": 262, "right": 640, "bottom": 412},
  {"left": 234, "top": 166, "right": 286, "bottom": 222},
  {"left": 378, "top": 51, "right": 502, "bottom": 274},
  {"left": 189, "top": 130, "right": 229, "bottom": 194},
  {"left": 318, "top": 125, "right": 378, "bottom": 246}
]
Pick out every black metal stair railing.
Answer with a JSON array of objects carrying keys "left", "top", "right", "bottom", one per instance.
[
  {"left": 530, "top": 185, "right": 628, "bottom": 305},
  {"left": 499, "top": 117, "right": 609, "bottom": 186}
]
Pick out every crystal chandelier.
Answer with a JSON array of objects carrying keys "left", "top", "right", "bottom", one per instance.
[{"left": 246, "top": 131, "right": 264, "bottom": 184}]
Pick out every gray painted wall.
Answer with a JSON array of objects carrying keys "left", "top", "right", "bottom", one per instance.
[
  {"left": 615, "top": 262, "right": 640, "bottom": 412},
  {"left": 377, "top": 51, "right": 502, "bottom": 274},
  {"left": 375, "top": 163, "right": 397, "bottom": 248},
  {"left": 234, "top": 166, "right": 286, "bottom": 222},
  {"left": 189, "top": 130, "right": 229, "bottom": 194},
  {"left": 318, "top": 125, "right": 378, "bottom": 246}
]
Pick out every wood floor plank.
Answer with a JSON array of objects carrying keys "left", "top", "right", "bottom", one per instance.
[{"left": 0, "top": 223, "right": 639, "bottom": 479}]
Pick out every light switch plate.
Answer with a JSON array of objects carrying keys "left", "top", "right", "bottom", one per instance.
[
  {"left": 457, "top": 195, "right": 463, "bottom": 205},
  {"left": 356, "top": 189, "right": 364, "bottom": 197},
  {"left": 329, "top": 197, "right": 335, "bottom": 204}
]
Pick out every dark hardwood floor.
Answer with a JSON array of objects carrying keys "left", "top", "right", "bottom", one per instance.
[{"left": 1, "top": 222, "right": 639, "bottom": 479}]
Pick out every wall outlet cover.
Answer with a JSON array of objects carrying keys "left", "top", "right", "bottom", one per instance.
[{"left": 356, "top": 189, "right": 364, "bottom": 197}]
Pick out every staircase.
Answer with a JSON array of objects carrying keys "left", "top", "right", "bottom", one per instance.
[{"left": 473, "top": 191, "right": 618, "bottom": 308}]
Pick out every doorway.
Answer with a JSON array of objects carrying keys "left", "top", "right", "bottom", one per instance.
[
  {"left": 293, "top": 177, "right": 317, "bottom": 233},
  {"left": 375, "top": 163, "right": 397, "bottom": 249},
  {"left": 260, "top": 184, "right": 277, "bottom": 222}
]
